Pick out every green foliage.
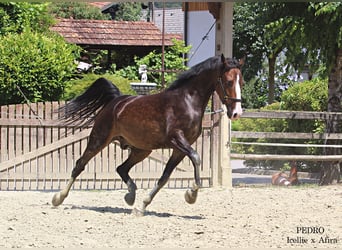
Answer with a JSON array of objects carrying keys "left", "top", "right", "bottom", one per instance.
[
  {"left": 264, "top": 2, "right": 342, "bottom": 76},
  {"left": 281, "top": 78, "right": 328, "bottom": 135},
  {"left": 233, "top": 102, "right": 286, "bottom": 135},
  {"left": 234, "top": 2, "right": 342, "bottom": 109},
  {"left": 0, "top": 30, "right": 80, "bottom": 105},
  {"left": 308, "top": 2, "right": 342, "bottom": 71},
  {"left": 114, "top": 3, "right": 142, "bottom": 21},
  {"left": 0, "top": 2, "right": 54, "bottom": 35},
  {"left": 115, "top": 39, "right": 191, "bottom": 87},
  {"left": 48, "top": 2, "right": 143, "bottom": 21},
  {"left": 233, "top": 3, "right": 266, "bottom": 83},
  {"left": 48, "top": 2, "right": 110, "bottom": 20},
  {"left": 63, "top": 73, "right": 136, "bottom": 100},
  {"left": 233, "top": 3, "right": 310, "bottom": 108},
  {"left": 233, "top": 78, "right": 328, "bottom": 171},
  {"left": 232, "top": 103, "right": 289, "bottom": 169},
  {"left": 281, "top": 78, "right": 328, "bottom": 112}
]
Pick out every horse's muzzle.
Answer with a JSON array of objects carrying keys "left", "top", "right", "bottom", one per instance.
[
  {"left": 231, "top": 112, "right": 241, "bottom": 120},
  {"left": 227, "top": 105, "right": 242, "bottom": 120}
]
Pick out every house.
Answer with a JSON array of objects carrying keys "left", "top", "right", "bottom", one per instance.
[
  {"left": 51, "top": 2, "right": 227, "bottom": 71},
  {"left": 51, "top": 18, "right": 181, "bottom": 69}
]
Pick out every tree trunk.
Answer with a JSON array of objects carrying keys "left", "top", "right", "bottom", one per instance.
[
  {"left": 268, "top": 55, "right": 276, "bottom": 104},
  {"left": 320, "top": 48, "right": 342, "bottom": 185}
]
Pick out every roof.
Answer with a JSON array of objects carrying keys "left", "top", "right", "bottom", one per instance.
[
  {"left": 51, "top": 19, "right": 181, "bottom": 47},
  {"left": 88, "top": 2, "right": 111, "bottom": 9}
]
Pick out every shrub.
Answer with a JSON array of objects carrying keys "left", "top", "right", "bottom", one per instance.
[
  {"left": 0, "top": 30, "right": 80, "bottom": 105},
  {"left": 280, "top": 78, "right": 328, "bottom": 112},
  {"left": 115, "top": 39, "right": 191, "bottom": 87},
  {"left": 281, "top": 78, "right": 328, "bottom": 134},
  {"left": 63, "top": 73, "right": 136, "bottom": 100},
  {"left": 232, "top": 78, "right": 328, "bottom": 171}
]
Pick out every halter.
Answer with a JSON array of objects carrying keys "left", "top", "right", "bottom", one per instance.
[{"left": 217, "top": 77, "right": 242, "bottom": 103}]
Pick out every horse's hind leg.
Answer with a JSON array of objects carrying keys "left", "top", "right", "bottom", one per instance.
[
  {"left": 133, "top": 150, "right": 185, "bottom": 216},
  {"left": 116, "top": 148, "right": 151, "bottom": 206},
  {"left": 52, "top": 128, "right": 113, "bottom": 207},
  {"left": 52, "top": 152, "right": 93, "bottom": 206}
]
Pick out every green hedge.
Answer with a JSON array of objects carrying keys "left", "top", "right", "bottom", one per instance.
[
  {"left": 0, "top": 30, "right": 79, "bottom": 105},
  {"left": 63, "top": 73, "right": 136, "bottom": 100}
]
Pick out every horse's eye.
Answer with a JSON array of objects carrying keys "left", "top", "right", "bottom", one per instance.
[{"left": 227, "top": 80, "right": 233, "bottom": 88}]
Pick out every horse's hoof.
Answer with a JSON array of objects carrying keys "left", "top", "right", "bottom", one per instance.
[
  {"left": 184, "top": 189, "right": 198, "bottom": 204},
  {"left": 132, "top": 207, "right": 145, "bottom": 217},
  {"left": 124, "top": 192, "right": 136, "bottom": 206},
  {"left": 52, "top": 192, "right": 64, "bottom": 207}
]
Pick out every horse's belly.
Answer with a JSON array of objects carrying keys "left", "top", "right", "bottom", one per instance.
[
  {"left": 120, "top": 122, "right": 201, "bottom": 149},
  {"left": 119, "top": 124, "right": 168, "bottom": 150},
  {"left": 115, "top": 96, "right": 202, "bottom": 150}
]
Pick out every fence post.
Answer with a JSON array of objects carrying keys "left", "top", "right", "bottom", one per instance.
[
  {"left": 219, "top": 108, "right": 232, "bottom": 187},
  {"left": 210, "top": 93, "right": 221, "bottom": 187},
  {"left": 212, "top": 1, "right": 233, "bottom": 188}
]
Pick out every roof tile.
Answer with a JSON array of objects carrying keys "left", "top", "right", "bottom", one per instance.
[{"left": 51, "top": 19, "right": 182, "bottom": 47}]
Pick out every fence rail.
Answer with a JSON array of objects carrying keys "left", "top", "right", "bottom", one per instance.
[
  {"left": 240, "top": 110, "right": 342, "bottom": 120},
  {"left": 0, "top": 102, "right": 216, "bottom": 191},
  {"left": 230, "top": 110, "right": 342, "bottom": 162}
]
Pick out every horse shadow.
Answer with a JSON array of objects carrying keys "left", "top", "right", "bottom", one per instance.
[{"left": 70, "top": 205, "right": 204, "bottom": 220}]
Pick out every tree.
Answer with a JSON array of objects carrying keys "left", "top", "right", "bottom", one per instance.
[
  {"left": 233, "top": 3, "right": 306, "bottom": 107},
  {"left": 114, "top": 3, "right": 142, "bottom": 21},
  {"left": 234, "top": 2, "right": 342, "bottom": 184},
  {"left": 233, "top": 3, "right": 266, "bottom": 108},
  {"left": 48, "top": 2, "right": 110, "bottom": 20},
  {"left": 252, "top": 2, "right": 342, "bottom": 184},
  {"left": 307, "top": 2, "right": 342, "bottom": 185}
]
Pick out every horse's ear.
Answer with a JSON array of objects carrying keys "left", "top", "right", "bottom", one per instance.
[{"left": 221, "top": 54, "right": 225, "bottom": 63}]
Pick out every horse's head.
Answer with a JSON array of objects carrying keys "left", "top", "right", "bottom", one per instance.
[{"left": 216, "top": 54, "right": 244, "bottom": 120}]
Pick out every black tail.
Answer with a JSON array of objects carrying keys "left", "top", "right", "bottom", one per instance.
[{"left": 59, "top": 77, "right": 122, "bottom": 128}]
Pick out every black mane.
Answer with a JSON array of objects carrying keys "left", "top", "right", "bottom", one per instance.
[{"left": 167, "top": 56, "right": 240, "bottom": 91}]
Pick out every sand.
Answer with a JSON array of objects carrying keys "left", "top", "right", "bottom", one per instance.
[{"left": 0, "top": 185, "right": 341, "bottom": 248}]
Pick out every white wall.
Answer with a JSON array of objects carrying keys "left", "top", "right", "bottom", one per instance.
[{"left": 186, "top": 11, "right": 216, "bottom": 67}]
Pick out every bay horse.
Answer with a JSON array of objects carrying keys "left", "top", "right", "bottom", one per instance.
[
  {"left": 271, "top": 161, "right": 299, "bottom": 186},
  {"left": 52, "top": 54, "right": 244, "bottom": 215}
]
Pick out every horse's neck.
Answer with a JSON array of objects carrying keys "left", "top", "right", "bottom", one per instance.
[{"left": 184, "top": 73, "right": 217, "bottom": 109}]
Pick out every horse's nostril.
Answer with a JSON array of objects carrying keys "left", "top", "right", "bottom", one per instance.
[{"left": 231, "top": 113, "right": 241, "bottom": 120}]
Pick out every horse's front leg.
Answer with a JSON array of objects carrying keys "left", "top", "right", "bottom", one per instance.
[
  {"left": 133, "top": 150, "right": 185, "bottom": 216},
  {"left": 116, "top": 148, "right": 151, "bottom": 206},
  {"left": 171, "top": 130, "right": 202, "bottom": 204},
  {"left": 184, "top": 149, "right": 201, "bottom": 204}
]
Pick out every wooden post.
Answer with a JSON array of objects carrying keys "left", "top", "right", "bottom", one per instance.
[
  {"left": 220, "top": 106, "right": 232, "bottom": 187},
  {"left": 213, "top": 2, "right": 233, "bottom": 187}
]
